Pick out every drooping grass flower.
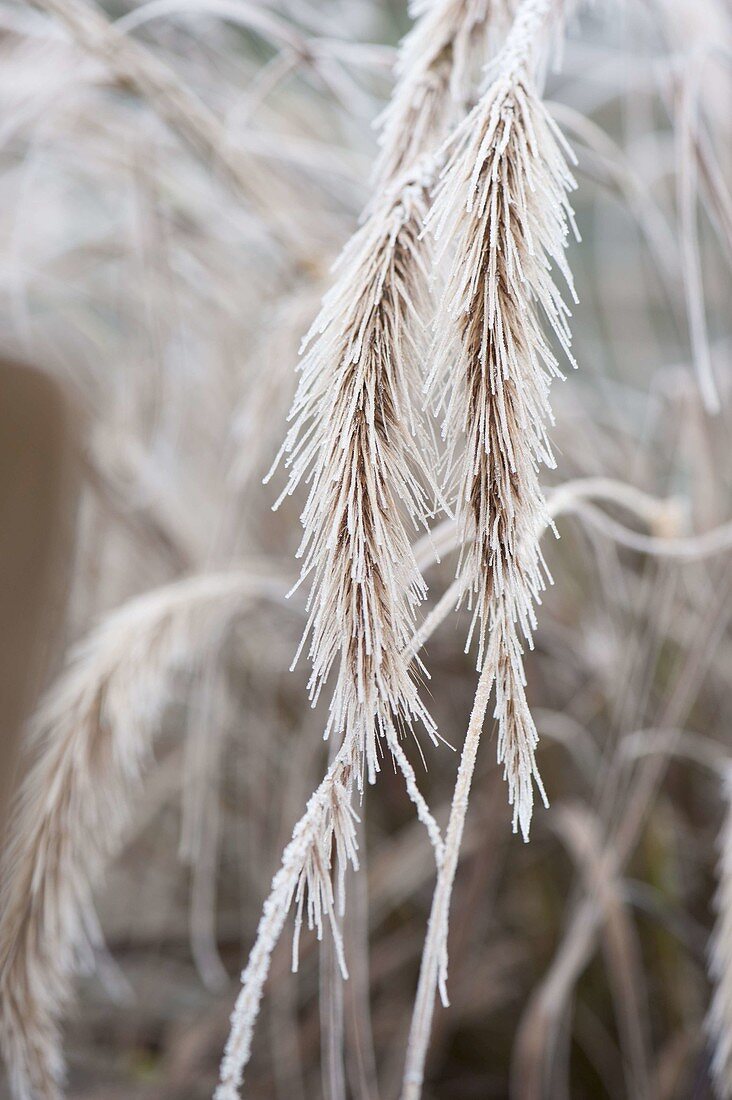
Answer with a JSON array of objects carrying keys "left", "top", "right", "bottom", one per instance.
[{"left": 427, "top": 0, "right": 578, "bottom": 839}]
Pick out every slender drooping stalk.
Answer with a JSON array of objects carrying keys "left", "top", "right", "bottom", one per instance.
[
  {"left": 216, "top": 743, "right": 360, "bottom": 1100},
  {"left": 708, "top": 764, "right": 732, "bottom": 1099},
  {"left": 401, "top": 656, "right": 495, "bottom": 1100},
  {"left": 216, "top": 567, "right": 463, "bottom": 1098},
  {"left": 402, "top": 2, "right": 577, "bottom": 1094}
]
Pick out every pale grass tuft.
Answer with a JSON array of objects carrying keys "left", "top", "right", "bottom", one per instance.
[{"left": 0, "top": 569, "right": 289, "bottom": 1100}]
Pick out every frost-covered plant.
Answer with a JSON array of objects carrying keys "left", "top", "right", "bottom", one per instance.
[
  {"left": 428, "top": 0, "right": 578, "bottom": 840},
  {"left": 1, "top": 0, "right": 731, "bottom": 1098},
  {"left": 403, "top": 1, "right": 579, "bottom": 1091},
  {"left": 217, "top": 0, "right": 531, "bottom": 1094},
  {"left": 267, "top": 176, "right": 440, "bottom": 791}
]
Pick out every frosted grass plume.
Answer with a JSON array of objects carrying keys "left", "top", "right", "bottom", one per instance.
[
  {"left": 267, "top": 173, "right": 441, "bottom": 788},
  {"left": 426, "top": 0, "right": 579, "bottom": 839}
]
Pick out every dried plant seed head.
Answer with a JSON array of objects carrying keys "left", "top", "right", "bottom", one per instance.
[
  {"left": 427, "top": 0, "right": 578, "bottom": 839},
  {"left": 269, "top": 177, "right": 443, "bottom": 787}
]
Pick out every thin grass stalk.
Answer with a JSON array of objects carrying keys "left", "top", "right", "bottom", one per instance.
[
  {"left": 708, "top": 763, "right": 732, "bottom": 1099},
  {"left": 551, "top": 804, "right": 651, "bottom": 1100},
  {"left": 400, "top": 656, "right": 494, "bottom": 1100},
  {"left": 216, "top": 744, "right": 359, "bottom": 1100},
  {"left": 215, "top": 589, "right": 454, "bottom": 1097}
]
